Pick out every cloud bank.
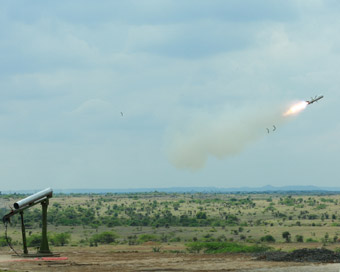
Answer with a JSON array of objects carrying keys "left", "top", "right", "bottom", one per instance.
[{"left": 0, "top": 1, "right": 339, "bottom": 189}]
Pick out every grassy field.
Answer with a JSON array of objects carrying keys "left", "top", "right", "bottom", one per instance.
[{"left": 1, "top": 192, "right": 340, "bottom": 252}]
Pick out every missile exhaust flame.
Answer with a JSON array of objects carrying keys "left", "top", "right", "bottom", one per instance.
[{"left": 283, "top": 101, "right": 308, "bottom": 117}]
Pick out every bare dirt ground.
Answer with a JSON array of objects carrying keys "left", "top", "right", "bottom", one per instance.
[{"left": 0, "top": 246, "right": 339, "bottom": 272}]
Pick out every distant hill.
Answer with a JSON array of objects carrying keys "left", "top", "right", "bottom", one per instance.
[
  {"left": 55, "top": 185, "right": 340, "bottom": 194},
  {"left": 3, "top": 185, "right": 340, "bottom": 195}
]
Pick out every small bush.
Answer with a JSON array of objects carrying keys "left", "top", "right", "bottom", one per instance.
[
  {"left": 27, "top": 234, "right": 41, "bottom": 247},
  {"left": 0, "top": 235, "right": 11, "bottom": 247},
  {"left": 137, "top": 234, "right": 159, "bottom": 243},
  {"left": 295, "top": 235, "right": 304, "bottom": 243},
  {"left": 169, "top": 237, "right": 181, "bottom": 243},
  {"left": 196, "top": 212, "right": 207, "bottom": 219},
  {"left": 152, "top": 246, "right": 161, "bottom": 252},
  {"left": 90, "top": 231, "right": 118, "bottom": 245},
  {"left": 260, "top": 235, "right": 276, "bottom": 243},
  {"left": 306, "top": 238, "right": 318, "bottom": 243},
  {"left": 50, "top": 232, "right": 71, "bottom": 246}
]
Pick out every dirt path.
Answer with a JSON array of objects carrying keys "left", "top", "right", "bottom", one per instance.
[{"left": 0, "top": 247, "right": 338, "bottom": 272}]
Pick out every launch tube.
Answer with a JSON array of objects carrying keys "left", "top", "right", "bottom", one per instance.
[{"left": 14, "top": 188, "right": 53, "bottom": 209}]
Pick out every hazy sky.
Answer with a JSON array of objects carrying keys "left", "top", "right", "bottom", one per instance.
[{"left": 1, "top": 1, "right": 339, "bottom": 190}]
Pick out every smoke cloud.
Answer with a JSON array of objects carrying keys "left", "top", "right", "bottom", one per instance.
[{"left": 168, "top": 103, "right": 290, "bottom": 170}]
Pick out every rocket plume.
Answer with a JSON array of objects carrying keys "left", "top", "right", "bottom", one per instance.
[
  {"left": 283, "top": 101, "right": 308, "bottom": 117},
  {"left": 168, "top": 101, "right": 307, "bottom": 170}
]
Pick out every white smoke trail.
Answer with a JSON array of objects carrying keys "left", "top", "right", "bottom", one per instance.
[{"left": 168, "top": 103, "right": 294, "bottom": 170}]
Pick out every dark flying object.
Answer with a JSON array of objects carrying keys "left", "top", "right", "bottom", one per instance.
[
  {"left": 273, "top": 125, "right": 276, "bottom": 131},
  {"left": 266, "top": 128, "right": 270, "bottom": 134},
  {"left": 120, "top": 112, "right": 124, "bottom": 117},
  {"left": 306, "top": 95, "right": 324, "bottom": 105}
]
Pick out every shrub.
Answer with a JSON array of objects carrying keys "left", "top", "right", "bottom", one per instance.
[
  {"left": 27, "top": 234, "right": 41, "bottom": 247},
  {"left": 186, "top": 242, "right": 204, "bottom": 253},
  {"left": 137, "top": 234, "right": 159, "bottom": 243},
  {"left": 305, "top": 238, "right": 318, "bottom": 243},
  {"left": 90, "top": 231, "right": 118, "bottom": 245},
  {"left": 152, "top": 246, "right": 161, "bottom": 252},
  {"left": 260, "top": 235, "right": 276, "bottom": 243},
  {"left": 169, "top": 237, "right": 181, "bottom": 242},
  {"left": 0, "top": 235, "right": 11, "bottom": 247},
  {"left": 196, "top": 212, "right": 207, "bottom": 219},
  {"left": 225, "top": 214, "right": 239, "bottom": 226},
  {"left": 240, "top": 235, "right": 246, "bottom": 241},
  {"left": 295, "top": 235, "right": 304, "bottom": 243},
  {"left": 50, "top": 233, "right": 71, "bottom": 246}
]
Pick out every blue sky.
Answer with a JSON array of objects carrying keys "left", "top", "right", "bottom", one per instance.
[{"left": 0, "top": 1, "right": 339, "bottom": 190}]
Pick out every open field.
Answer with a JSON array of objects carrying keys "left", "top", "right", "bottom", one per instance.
[
  {"left": 2, "top": 192, "right": 340, "bottom": 244},
  {"left": 0, "top": 245, "right": 340, "bottom": 272},
  {"left": 1, "top": 192, "right": 340, "bottom": 271}
]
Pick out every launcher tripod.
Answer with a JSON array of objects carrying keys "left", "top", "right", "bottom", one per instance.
[{"left": 2, "top": 188, "right": 55, "bottom": 257}]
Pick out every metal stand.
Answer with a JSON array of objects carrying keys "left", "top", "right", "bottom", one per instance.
[
  {"left": 2, "top": 188, "right": 57, "bottom": 257},
  {"left": 16, "top": 199, "right": 55, "bottom": 257},
  {"left": 20, "top": 211, "right": 28, "bottom": 255},
  {"left": 38, "top": 199, "right": 51, "bottom": 255}
]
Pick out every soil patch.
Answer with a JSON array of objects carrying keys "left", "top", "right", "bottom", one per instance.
[{"left": 257, "top": 248, "right": 340, "bottom": 263}]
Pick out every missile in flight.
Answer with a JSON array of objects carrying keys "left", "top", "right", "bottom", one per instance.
[{"left": 306, "top": 95, "right": 324, "bottom": 105}]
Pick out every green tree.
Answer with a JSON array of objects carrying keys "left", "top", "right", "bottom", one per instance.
[{"left": 282, "top": 231, "right": 291, "bottom": 243}]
